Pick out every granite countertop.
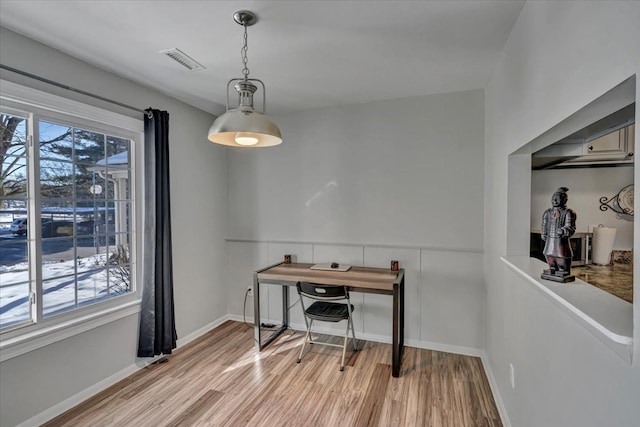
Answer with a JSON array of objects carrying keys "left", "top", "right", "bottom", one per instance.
[{"left": 572, "top": 251, "right": 633, "bottom": 303}]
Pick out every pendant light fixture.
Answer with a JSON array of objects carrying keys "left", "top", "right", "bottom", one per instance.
[{"left": 208, "top": 10, "right": 282, "bottom": 147}]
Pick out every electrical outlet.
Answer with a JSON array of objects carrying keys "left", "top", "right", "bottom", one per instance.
[
  {"left": 247, "top": 285, "right": 253, "bottom": 297},
  {"left": 510, "top": 363, "right": 515, "bottom": 389}
]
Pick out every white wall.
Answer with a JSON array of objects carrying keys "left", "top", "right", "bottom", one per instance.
[
  {"left": 0, "top": 27, "right": 227, "bottom": 427},
  {"left": 531, "top": 167, "right": 634, "bottom": 250},
  {"left": 225, "top": 90, "right": 486, "bottom": 352},
  {"left": 485, "top": 2, "right": 640, "bottom": 426}
]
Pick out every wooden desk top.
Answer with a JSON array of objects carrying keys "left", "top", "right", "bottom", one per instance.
[{"left": 257, "top": 262, "right": 402, "bottom": 294}]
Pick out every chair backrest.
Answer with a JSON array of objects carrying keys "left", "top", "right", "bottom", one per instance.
[{"left": 297, "top": 282, "right": 349, "bottom": 301}]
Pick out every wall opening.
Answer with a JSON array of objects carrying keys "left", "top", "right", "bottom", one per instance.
[{"left": 503, "top": 75, "right": 636, "bottom": 362}]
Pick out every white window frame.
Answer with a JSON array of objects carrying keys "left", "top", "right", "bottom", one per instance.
[{"left": 0, "top": 80, "right": 144, "bottom": 362}]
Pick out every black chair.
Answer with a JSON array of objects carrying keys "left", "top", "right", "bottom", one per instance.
[{"left": 296, "top": 282, "right": 358, "bottom": 371}]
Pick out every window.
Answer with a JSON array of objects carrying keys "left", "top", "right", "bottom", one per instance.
[{"left": 0, "top": 81, "right": 142, "bottom": 344}]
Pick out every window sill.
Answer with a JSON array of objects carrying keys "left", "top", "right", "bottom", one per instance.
[
  {"left": 0, "top": 299, "right": 141, "bottom": 362},
  {"left": 501, "top": 256, "right": 633, "bottom": 363}
]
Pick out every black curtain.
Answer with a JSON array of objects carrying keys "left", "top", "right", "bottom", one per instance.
[{"left": 137, "top": 109, "right": 177, "bottom": 357}]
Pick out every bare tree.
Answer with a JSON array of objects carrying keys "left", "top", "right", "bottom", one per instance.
[
  {"left": 0, "top": 114, "right": 27, "bottom": 199},
  {"left": 1, "top": 114, "right": 74, "bottom": 204}
]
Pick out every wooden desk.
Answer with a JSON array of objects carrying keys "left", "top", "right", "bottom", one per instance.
[{"left": 254, "top": 262, "right": 405, "bottom": 377}]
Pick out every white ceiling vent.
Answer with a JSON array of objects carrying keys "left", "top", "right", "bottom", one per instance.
[{"left": 159, "top": 48, "right": 206, "bottom": 71}]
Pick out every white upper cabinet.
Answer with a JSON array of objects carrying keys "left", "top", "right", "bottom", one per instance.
[
  {"left": 566, "top": 123, "right": 634, "bottom": 164},
  {"left": 587, "top": 128, "right": 625, "bottom": 155}
]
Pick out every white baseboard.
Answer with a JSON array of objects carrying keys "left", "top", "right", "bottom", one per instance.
[
  {"left": 479, "top": 351, "right": 511, "bottom": 427},
  {"left": 176, "top": 315, "right": 234, "bottom": 347},
  {"left": 16, "top": 362, "right": 141, "bottom": 427},
  {"left": 230, "top": 314, "right": 484, "bottom": 356},
  {"left": 226, "top": 313, "right": 254, "bottom": 326},
  {"left": 404, "top": 338, "right": 485, "bottom": 358},
  {"left": 226, "top": 315, "right": 393, "bottom": 343}
]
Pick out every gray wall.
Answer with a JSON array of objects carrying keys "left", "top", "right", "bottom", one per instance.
[
  {"left": 226, "top": 90, "right": 486, "bottom": 352},
  {"left": 228, "top": 91, "right": 484, "bottom": 249},
  {"left": 485, "top": 2, "right": 640, "bottom": 426},
  {"left": 0, "top": 27, "right": 228, "bottom": 427}
]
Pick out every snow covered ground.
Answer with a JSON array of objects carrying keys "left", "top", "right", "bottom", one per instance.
[{"left": 0, "top": 245, "right": 129, "bottom": 328}]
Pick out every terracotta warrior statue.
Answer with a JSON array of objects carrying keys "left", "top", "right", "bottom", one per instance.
[{"left": 541, "top": 187, "right": 577, "bottom": 282}]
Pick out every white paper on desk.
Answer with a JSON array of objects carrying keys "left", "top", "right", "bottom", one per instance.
[{"left": 310, "top": 263, "right": 352, "bottom": 272}]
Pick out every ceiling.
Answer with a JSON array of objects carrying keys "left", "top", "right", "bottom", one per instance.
[{"left": 0, "top": 1, "right": 525, "bottom": 116}]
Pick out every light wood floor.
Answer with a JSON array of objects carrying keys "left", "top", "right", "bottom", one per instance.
[{"left": 44, "top": 321, "right": 502, "bottom": 427}]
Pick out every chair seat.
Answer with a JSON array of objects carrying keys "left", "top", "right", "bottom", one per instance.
[{"left": 305, "top": 301, "right": 353, "bottom": 321}]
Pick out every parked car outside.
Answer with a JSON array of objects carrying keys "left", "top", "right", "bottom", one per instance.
[
  {"left": 48, "top": 221, "right": 74, "bottom": 237},
  {"left": 10, "top": 218, "right": 72, "bottom": 237},
  {"left": 10, "top": 218, "right": 28, "bottom": 235},
  {"left": 76, "top": 219, "right": 117, "bottom": 245},
  {"left": 77, "top": 220, "right": 116, "bottom": 235}
]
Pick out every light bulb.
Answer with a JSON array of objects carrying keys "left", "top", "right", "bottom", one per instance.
[{"left": 235, "top": 132, "right": 259, "bottom": 146}]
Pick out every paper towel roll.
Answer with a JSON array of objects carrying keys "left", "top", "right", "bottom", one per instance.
[{"left": 592, "top": 226, "right": 617, "bottom": 265}]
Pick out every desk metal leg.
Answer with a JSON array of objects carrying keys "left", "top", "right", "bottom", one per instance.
[
  {"left": 281, "top": 283, "right": 289, "bottom": 328},
  {"left": 253, "top": 272, "right": 261, "bottom": 350},
  {"left": 400, "top": 273, "right": 405, "bottom": 353},
  {"left": 392, "top": 272, "right": 405, "bottom": 378},
  {"left": 254, "top": 272, "right": 290, "bottom": 351}
]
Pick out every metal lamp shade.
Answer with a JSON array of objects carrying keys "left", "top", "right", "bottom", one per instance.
[{"left": 208, "top": 108, "right": 282, "bottom": 147}]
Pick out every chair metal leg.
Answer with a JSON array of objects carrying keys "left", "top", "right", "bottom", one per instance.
[
  {"left": 340, "top": 320, "right": 349, "bottom": 371},
  {"left": 297, "top": 319, "right": 312, "bottom": 363},
  {"left": 349, "top": 317, "right": 358, "bottom": 351},
  {"left": 301, "top": 305, "right": 309, "bottom": 330}
]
